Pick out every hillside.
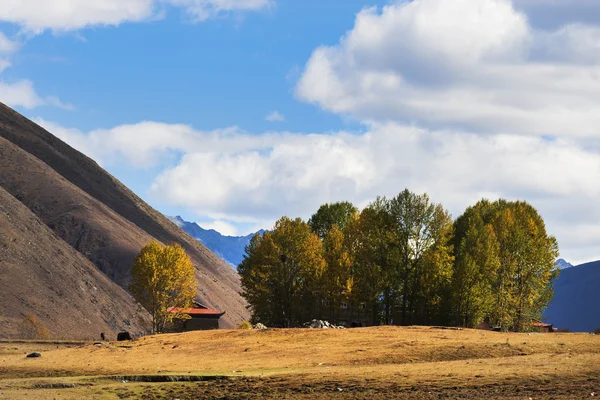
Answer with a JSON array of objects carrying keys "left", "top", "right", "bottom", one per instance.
[
  {"left": 544, "top": 260, "right": 600, "bottom": 332},
  {"left": 170, "top": 216, "right": 264, "bottom": 267},
  {"left": 0, "top": 102, "right": 250, "bottom": 330},
  {"left": 0, "top": 186, "right": 151, "bottom": 339}
]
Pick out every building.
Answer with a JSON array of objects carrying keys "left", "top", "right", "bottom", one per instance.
[
  {"left": 168, "top": 302, "right": 225, "bottom": 331},
  {"left": 531, "top": 320, "right": 558, "bottom": 333}
]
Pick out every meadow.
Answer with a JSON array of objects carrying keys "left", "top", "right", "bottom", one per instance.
[{"left": 1, "top": 326, "right": 599, "bottom": 399}]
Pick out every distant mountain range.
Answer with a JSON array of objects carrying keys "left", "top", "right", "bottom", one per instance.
[
  {"left": 555, "top": 258, "right": 574, "bottom": 270},
  {"left": 169, "top": 216, "right": 264, "bottom": 268},
  {"left": 544, "top": 260, "right": 600, "bottom": 332}
]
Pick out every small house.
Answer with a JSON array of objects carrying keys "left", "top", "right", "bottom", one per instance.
[
  {"left": 168, "top": 302, "right": 225, "bottom": 331},
  {"left": 531, "top": 320, "right": 557, "bottom": 333}
]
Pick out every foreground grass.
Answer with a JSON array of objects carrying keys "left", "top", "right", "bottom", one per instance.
[{"left": 1, "top": 326, "right": 599, "bottom": 399}]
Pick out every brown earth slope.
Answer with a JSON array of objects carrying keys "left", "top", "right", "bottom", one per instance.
[
  {"left": 0, "top": 103, "right": 249, "bottom": 329},
  {"left": 0, "top": 185, "right": 151, "bottom": 339}
]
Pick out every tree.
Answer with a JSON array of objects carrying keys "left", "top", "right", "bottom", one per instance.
[
  {"left": 452, "top": 199, "right": 559, "bottom": 331},
  {"left": 490, "top": 201, "right": 559, "bottom": 331},
  {"left": 387, "top": 190, "right": 454, "bottom": 325},
  {"left": 347, "top": 198, "right": 394, "bottom": 325},
  {"left": 308, "top": 201, "right": 358, "bottom": 240},
  {"left": 129, "top": 241, "right": 198, "bottom": 334},
  {"left": 452, "top": 203, "right": 500, "bottom": 328},
  {"left": 239, "top": 217, "right": 326, "bottom": 327},
  {"left": 322, "top": 225, "right": 353, "bottom": 323}
]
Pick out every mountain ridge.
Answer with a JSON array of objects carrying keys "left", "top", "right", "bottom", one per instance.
[{"left": 169, "top": 216, "right": 264, "bottom": 267}]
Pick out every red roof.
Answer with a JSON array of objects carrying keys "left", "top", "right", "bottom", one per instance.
[
  {"left": 531, "top": 320, "right": 552, "bottom": 327},
  {"left": 168, "top": 303, "right": 224, "bottom": 316}
]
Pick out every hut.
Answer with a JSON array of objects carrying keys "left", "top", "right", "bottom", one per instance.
[
  {"left": 168, "top": 302, "right": 225, "bottom": 331},
  {"left": 531, "top": 320, "right": 557, "bottom": 333}
]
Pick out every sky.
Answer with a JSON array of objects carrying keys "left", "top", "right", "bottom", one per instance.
[{"left": 0, "top": 0, "right": 599, "bottom": 265}]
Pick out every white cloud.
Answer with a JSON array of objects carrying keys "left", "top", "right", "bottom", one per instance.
[
  {"left": 165, "top": 0, "right": 273, "bottom": 21},
  {"left": 0, "top": 32, "right": 18, "bottom": 53},
  {"left": 265, "top": 110, "right": 285, "bottom": 122},
  {"left": 0, "top": 59, "right": 11, "bottom": 73},
  {"left": 0, "top": 80, "right": 44, "bottom": 108},
  {"left": 201, "top": 220, "right": 241, "bottom": 236},
  {"left": 37, "top": 117, "right": 600, "bottom": 265},
  {"left": 0, "top": 0, "right": 273, "bottom": 33},
  {"left": 0, "top": 0, "right": 156, "bottom": 33},
  {"left": 0, "top": 80, "right": 73, "bottom": 110},
  {"left": 296, "top": 0, "right": 600, "bottom": 138}
]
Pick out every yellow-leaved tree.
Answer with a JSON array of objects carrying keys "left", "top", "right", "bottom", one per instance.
[{"left": 129, "top": 241, "right": 198, "bottom": 333}]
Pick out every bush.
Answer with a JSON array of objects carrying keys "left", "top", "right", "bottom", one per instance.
[
  {"left": 237, "top": 321, "right": 253, "bottom": 330},
  {"left": 559, "top": 328, "right": 571, "bottom": 333},
  {"left": 594, "top": 328, "right": 600, "bottom": 335},
  {"left": 19, "top": 314, "right": 51, "bottom": 340}
]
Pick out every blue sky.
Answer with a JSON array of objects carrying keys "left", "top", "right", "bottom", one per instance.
[{"left": 1, "top": 0, "right": 600, "bottom": 264}]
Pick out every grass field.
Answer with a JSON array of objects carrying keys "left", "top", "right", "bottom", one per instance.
[{"left": 1, "top": 326, "right": 599, "bottom": 399}]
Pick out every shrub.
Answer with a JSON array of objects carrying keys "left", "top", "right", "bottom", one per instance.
[
  {"left": 594, "top": 328, "right": 600, "bottom": 335},
  {"left": 19, "top": 314, "right": 51, "bottom": 340},
  {"left": 559, "top": 328, "right": 571, "bottom": 333},
  {"left": 237, "top": 321, "right": 253, "bottom": 330}
]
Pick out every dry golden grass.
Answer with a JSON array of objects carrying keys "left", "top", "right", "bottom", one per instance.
[{"left": 1, "top": 327, "right": 599, "bottom": 399}]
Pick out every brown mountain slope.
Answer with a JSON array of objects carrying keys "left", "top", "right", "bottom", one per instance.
[
  {"left": 0, "top": 103, "right": 249, "bottom": 328},
  {"left": 0, "top": 185, "right": 151, "bottom": 339}
]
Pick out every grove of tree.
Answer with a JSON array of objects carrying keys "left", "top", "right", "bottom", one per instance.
[{"left": 239, "top": 191, "right": 559, "bottom": 331}]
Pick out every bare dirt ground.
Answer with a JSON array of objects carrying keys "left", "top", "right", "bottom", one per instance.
[{"left": 1, "top": 326, "right": 599, "bottom": 399}]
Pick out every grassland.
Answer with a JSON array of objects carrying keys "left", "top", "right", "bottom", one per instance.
[{"left": 1, "top": 326, "right": 599, "bottom": 399}]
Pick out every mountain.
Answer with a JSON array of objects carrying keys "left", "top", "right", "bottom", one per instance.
[
  {"left": 555, "top": 258, "right": 574, "bottom": 270},
  {"left": 0, "top": 102, "right": 249, "bottom": 335},
  {"left": 169, "top": 216, "right": 264, "bottom": 268},
  {"left": 0, "top": 185, "right": 151, "bottom": 339},
  {"left": 543, "top": 260, "right": 600, "bottom": 332}
]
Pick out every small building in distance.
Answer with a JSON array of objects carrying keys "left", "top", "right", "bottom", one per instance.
[
  {"left": 168, "top": 302, "right": 225, "bottom": 331},
  {"left": 531, "top": 320, "right": 558, "bottom": 333}
]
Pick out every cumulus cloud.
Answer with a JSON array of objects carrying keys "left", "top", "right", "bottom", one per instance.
[
  {"left": 296, "top": 0, "right": 600, "bottom": 138},
  {"left": 36, "top": 118, "right": 600, "bottom": 264},
  {"left": 265, "top": 111, "right": 285, "bottom": 122}
]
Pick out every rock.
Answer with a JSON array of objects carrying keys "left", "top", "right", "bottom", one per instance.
[
  {"left": 26, "top": 352, "right": 41, "bottom": 358},
  {"left": 253, "top": 323, "right": 268, "bottom": 330},
  {"left": 304, "top": 319, "right": 345, "bottom": 329}
]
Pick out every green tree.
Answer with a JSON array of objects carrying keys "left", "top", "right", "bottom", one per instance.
[
  {"left": 452, "top": 203, "right": 500, "bottom": 327},
  {"left": 346, "top": 198, "right": 394, "bottom": 325},
  {"left": 490, "top": 201, "right": 559, "bottom": 331},
  {"left": 387, "top": 190, "right": 454, "bottom": 325},
  {"left": 308, "top": 201, "right": 358, "bottom": 240},
  {"left": 239, "top": 217, "right": 326, "bottom": 327},
  {"left": 452, "top": 199, "right": 559, "bottom": 331},
  {"left": 129, "top": 241, "right": 198, "bottom": 334}
]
